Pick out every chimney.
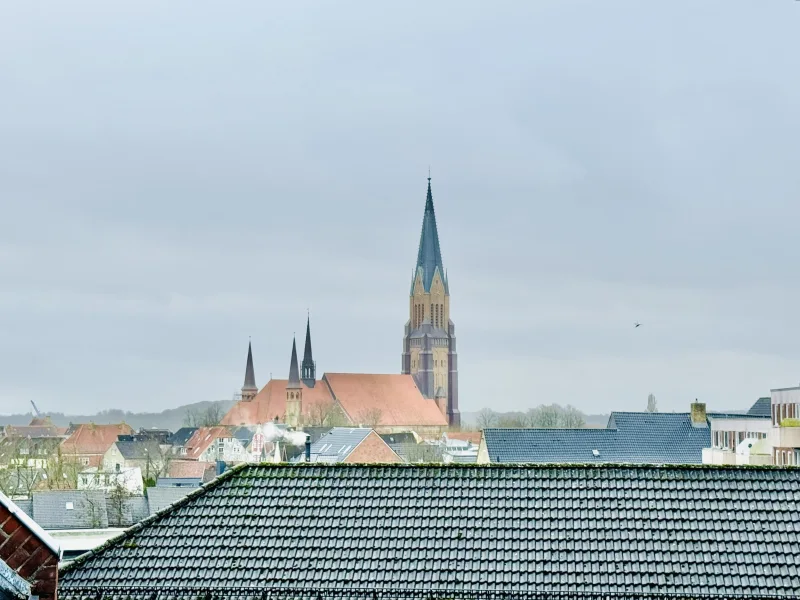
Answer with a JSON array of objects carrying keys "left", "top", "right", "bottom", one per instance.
[
  {"left": 304, "top": 434, "right": 311, "bottom": 463},
  {"left": 690, "top": 400, "right": 707, "bottom": 427}
]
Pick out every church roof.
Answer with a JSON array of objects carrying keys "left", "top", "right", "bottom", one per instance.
[
  {"left": 325, "top": 373, "right": 448, "bottom": 427},
  {"left": 220, "top": 379, "right": 334, "bottom": 426},
  {"left": 302, "top": 316, "right": 314, "bottom": 370},
  {"left": 242, "top": 341, "right": 257, "bottom": 391},
  {"left": 413, "top": 177, "right": 447, "bottom": 293}
]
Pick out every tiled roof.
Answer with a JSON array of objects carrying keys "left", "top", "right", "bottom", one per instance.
[
  {"left": 32, "top": 490, "right": 109, "bottom": 529},
  {"left": 146, "top": 487, "right": 194, "bottom": 515},
  {"left": 221, "top": 379, "right": 334, "bottom": 426},
  {"left": 61, "top": 423, "right": 134, "bottom": 456},
  {"left": 307, "top": 428, "right": 372, "bottom": 462},
  {"left": 184, "top": 426, "right": 231, "bottom": 459},
  {"left": 59, "top": 463, "right": 800, "bottom": 598},
  {"left": 167, "top": 461, "right": 215, "bottom": 480},
  {"left": 379, "top": 432, "right": 417, "bottom": 445},
  {"left": 0, "top": 557, "right": 30, "bottom": 600},
  {"left": 484, "top": 411, "right": 743, "bottom": 464},
  {"left": 114, "top": 440, "right": 163, "bottom": 460},
  {"left": 167, "top": 427, "right": 197, "bottom": 447},
  {"left": 386, "top": 442, "right": 443, "bottom": 464},
  {"left": 325, "top": 373, "right": 448, "bottom": 427},
  {"left": 444, "top": 431, "right": 481, "bottom": 445},
  {"left": 748, "top": 397, "right": 772, "bottom": 417},
  {"left": 413, "top": 178, "right": 447, "bottom": 293}
]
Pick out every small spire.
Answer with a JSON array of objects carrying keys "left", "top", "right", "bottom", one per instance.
[
  {"left": 287, "top": 336, "right": 301, "bottom": 389},
  {"left": 302, "top": 312, "right": 316, "bottom": 387},
  {"left": 242, "top": 341, "right": 257, "bottom": 391}
]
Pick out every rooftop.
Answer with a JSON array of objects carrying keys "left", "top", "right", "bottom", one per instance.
[{"left": 59, "top": 463, "right": 800, "bottom": 599}]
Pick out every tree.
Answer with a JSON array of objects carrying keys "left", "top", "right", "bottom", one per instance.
[
  {"left": 107, "top": 478, "right": 135, "bottom": 527},
  {"left": 647, "top": 394, "right": 658, "bottom": 413},
  {"left": 184, "top": 405, "right": 224, "bottom": 428},
  {"left": 42, "top": 446, "right": 82, "bottom": 490},
  {"left": 560, "top": 405, "right": 586, "bottom": 428},
  {"left": 533, "top": 404, "right": 562, "bottom": 428},
  {"left": 355, "top": 408, "right": 383, "bottom": 429},
  {"left": 306, "top": 401, "right": 348, "bottom": 427},
  {"left": 476, "top": 408, "right": 498, "bottom": 429}
]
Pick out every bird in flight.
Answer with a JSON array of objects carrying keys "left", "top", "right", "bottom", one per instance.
[{"left": 634, "top": 322, "right": 641, "bottom": 328}]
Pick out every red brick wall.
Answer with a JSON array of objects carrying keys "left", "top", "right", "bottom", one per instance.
[
  {"left": 0, "top": 504, "right": 59, "bottom": 600},
  {"left": 344, "top": 431, "right": 403, "bottom": 464}
]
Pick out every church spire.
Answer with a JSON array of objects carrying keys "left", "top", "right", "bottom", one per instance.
[
  {"left": 301, "top": 314, "right": 316, "bottom": 387},
  {"left": 287, "top": 336, "right": 301, "bottom": 389},
  {"left": 241, "top": 340, "right": 257, "bottom": 402},
  {"left": 414, "top": 176, "right": 446, "bottom": 293}
]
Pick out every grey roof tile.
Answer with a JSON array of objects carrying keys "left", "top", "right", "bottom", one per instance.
[
  {"left": 33, "top": 490, "right": 108, "bottom": 529},
  {"left": 748, "top": 397, "right": 772, "bottom": 417},
  {"left": 307, "top": 427, "right": 372, "bottom": 462},
  {"left": 146, "top": 487, "right": 194, "bottom": 514},
  {"left": 59, "top": 463, "right": 800, "bottom": 598}
]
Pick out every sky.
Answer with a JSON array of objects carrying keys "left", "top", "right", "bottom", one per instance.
[{"left": 1, "top": 1, "right": 800, "bottom": 417}]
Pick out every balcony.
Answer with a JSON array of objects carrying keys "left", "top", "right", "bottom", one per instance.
[{"left": 769, "top": 422, "right": 800, "bottom": 449}]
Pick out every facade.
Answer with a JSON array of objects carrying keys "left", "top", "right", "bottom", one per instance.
[
  {"left": 182, "top": 427, "right": 247, "bottom": 463},
  {"left": 102, "top": 441, "right": 165, "bottom": 479},
  {"left": 769, "top": 386, "right": 800, "bottom": 465},
  {"left": 77, "top": 467, "right": 143, "bottom": 494},
  {"left": 701, "top": 409, "right": 770, "bottom": 466},
  {"left": 59, "top": 463, "right": 800, "bottom": 598},
  {"left": 401, "top": 178, "right": 460, "bottom": 427}
]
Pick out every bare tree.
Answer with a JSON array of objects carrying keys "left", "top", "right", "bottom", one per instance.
[
  {"left": 306, "top": 401, "right": 348, "bottom": 427},
  {"left": 647, "top": 394, "right": 658, "bottom": 413},
  {"left": 43, "top": 447, "right": 82, "bottom": 490},
  {"left": 533, "top": 404, "right": 562, "bottom": 428},
  {"left": 107, "top": 478, "right": 135, "bottom": 527},
  {"left": 184, "top": 405, "right": 224, "bottom": 428},
  {"left": 476, "top": 408, "right": 499, "bottom": 429},
  {"left": 356, "top": 408, "right": 383, "bottom": 429},
  {"left": 560, "top": 405, "right": 586, "bottom": 428}
]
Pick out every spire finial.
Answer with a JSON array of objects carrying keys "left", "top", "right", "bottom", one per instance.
[{"left": 428, "top": 166, "right": 431, "bottom": 182}]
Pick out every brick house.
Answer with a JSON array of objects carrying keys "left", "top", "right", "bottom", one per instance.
[
  {"left": 305, "top": 428, "right": 402, "bottom": 464},
  {"left": 0, "top": 491, "right": 61, "bottom": 600}
]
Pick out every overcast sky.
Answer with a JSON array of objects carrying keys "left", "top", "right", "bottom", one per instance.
[{"left": 2, "top": 1, "right": 800, "bottom": 417}]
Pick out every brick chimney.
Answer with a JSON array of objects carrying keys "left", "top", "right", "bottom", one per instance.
[{"left": 690, "top": 400, "right": 707, "bottom": 427}]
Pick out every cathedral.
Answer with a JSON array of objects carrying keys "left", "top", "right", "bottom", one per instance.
[{"left": 222, "top": 177, "right": 459, "bottom": 431}]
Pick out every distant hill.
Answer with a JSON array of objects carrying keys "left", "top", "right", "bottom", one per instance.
[
  {"left": 459, "top": 410, "right": 610, "bottom": 429},
  {"left": 0, "top": 399, "right": 235, "bottom": 432}
]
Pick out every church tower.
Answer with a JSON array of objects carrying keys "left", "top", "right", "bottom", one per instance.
[
  {"left": 402, "top": 177, "right": 460, "bottom": 427},
  {"left": 241, "top": 341, "right": 258, "bottom": 402},
  {"left": 286, "top": 337, "right": 302, "bottom": 427}
]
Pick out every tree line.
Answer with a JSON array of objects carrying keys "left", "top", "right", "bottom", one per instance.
[{"left": 475, "top": 404, "right": 587, "bottom": 429}]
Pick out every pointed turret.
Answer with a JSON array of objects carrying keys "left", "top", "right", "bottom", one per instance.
[
  {"left": 301, "top": 315, "right": 316, "bottom": 388},
  {"left": 241, "top": 341, "right": 257, "bottom": 402},
  {"left": 287, "top": 337, "right": 301, "bottom": 389},
  {"left": 286, "top": 336, "right": 302, "bottom": 427},
  {"left": 413, "top": 177, "right": 447, "bottom": 293}
]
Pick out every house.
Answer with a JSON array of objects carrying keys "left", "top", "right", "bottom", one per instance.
[
  {"left": 0, "top": 491, "right": 61, "bottom": 600},
  {"left": 478, "top": 401, "right": 758, "bottom": 464},
  {"left": 59, "top": 463, "right": 800, "bottom": 598},
  {"left": 60, "top": 423, "right": 134, "bottom": 468},
  {"left": 701, "top": 403, "right": 771, "bottom": 465},
  {"left": 182, "top": 427, "right": 246, "bottom": 463},
  {"left": 768, "top": 386, "right": 800, "bottom": 465},
  {"left": 102, "top": 440, "right": 166, "bottom": 480},
  {"left": 77, "top": 466, "right": 143, "bottom": 494},
  {"left": 305, "top": 428, "right": 402, "bottom": 464}
]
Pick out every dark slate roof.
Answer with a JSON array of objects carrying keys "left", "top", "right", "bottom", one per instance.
[
  {"left": 32, "top": 490, "right": 109, "bottom": 529},
  {"left": 748, "top": 397, "right": 772, "bottom": 417},
  {"left": 0, "top": 560, "right": 30, "bottom": 600},
  {"left": 386, "top": 442, "right": 443, "bottom": 464},
  {"left": 484, "top": 411, "right": 755, "bottom": 465},
  {"left": 242, "top": 341, "right": 257, "bottom": 391},
  {"left": 379, "top": 432, "right": 417, "bottom": 445},
  {"left": 59, "top": 463, "right": 800, "bottom": 598},
  {"left": 287, "top": 337, "right": 301, "bottom": 388},
  {"left": 155, "top": 477, "right": 202, "bottom": 488},
  {"left": 146, "top": 487, "right": 194, "bottom": 515},
  {"left": 167, "top": 427, "right": 197, "bottom": 446},
  {"left": 413, "top": 178, "right": 447, "bottom": 294},
  {"left": 114, "top": 440, "right": 162, "bottom": 460},
  {"left": 307, "top": 428, "right": 372, "bottom": 463},
  {"left": 301, "top": 315, "right": 315, "bottom": 384}
]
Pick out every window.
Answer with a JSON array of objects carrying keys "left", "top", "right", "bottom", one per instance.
[{"left": 81, "top": 457, "right": 90, "bottom": 466}]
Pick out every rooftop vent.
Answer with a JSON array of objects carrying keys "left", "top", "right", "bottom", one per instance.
[{"left": 592, "top": 449, "right": 600, "bottom": 457}]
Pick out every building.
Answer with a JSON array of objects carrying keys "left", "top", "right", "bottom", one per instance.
[
  {"left": 77, "top": 466, "right": 143, "bottom": 494},
  {"left": 59, "top": 463, "right": 800, "bottom": 598},
  {"left": 0, "top": 491, "right": 61, "bottom": 600},
  {"left": 769, "top": 386, "right": 800, "bottom": 465},
  {"left": 181, "top": 426, "right": 247, "bottom": 463},
  {"left": 478, "top": 402, "right": 752, "bottom": 464},
  {"left": 102, "top": 440, "right": 166, "bottom": 480},
  {"left": 701, "top": 399, "right": 771, "bottom": 465},
  {"left": 222, "top": 328, "right": 448, "bottom": 435},
  {"left": 402, "top": 177, "right": 459, "bottom": 427},
  {"left": 304, "top": 428, "right": 402, "bottom": 464},
  {"left": 222, "top": 179, "right": 457, "bottom": 434},
  {"left": 60, "top": 423, "right": 134, "bottom": 468}
]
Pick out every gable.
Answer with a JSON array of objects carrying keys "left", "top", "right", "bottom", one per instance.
[{"left": 343, "top": 431, "right": 402, "bottom": 464}]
